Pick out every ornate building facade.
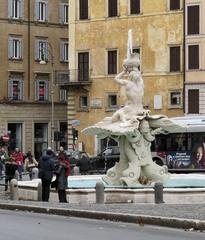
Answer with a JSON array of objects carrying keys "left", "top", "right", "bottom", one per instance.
[
  {"left": 184, "top": 0, "right": 205, "bottom": 114},
  {"left": 67, "top": 0, "right": 184, "bottom": 155},
  {"left": 0, "top": 0, "right": 68, "bottom": 158}
]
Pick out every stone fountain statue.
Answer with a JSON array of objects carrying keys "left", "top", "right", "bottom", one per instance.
[{"left": 82, "top": 30, "right": 185, "bottom": 187}]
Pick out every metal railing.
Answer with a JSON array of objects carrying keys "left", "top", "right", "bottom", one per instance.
[{"left": 54, "top": 69, "right": 91, "bottom": 85}]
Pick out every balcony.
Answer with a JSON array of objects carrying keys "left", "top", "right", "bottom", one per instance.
[{"left": 54, "top": 69, "right": 92, "bottom": 90}]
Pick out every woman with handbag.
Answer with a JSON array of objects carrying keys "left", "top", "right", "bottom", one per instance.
[{"left": 55, "top": 146, "right": 70, "bottom": 203}]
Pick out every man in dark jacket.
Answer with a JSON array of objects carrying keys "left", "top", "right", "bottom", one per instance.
[{"left": 38, "top": 148, "right": 55, "bottom": 201}]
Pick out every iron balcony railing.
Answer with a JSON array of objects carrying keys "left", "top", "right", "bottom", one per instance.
[{"left": 54, "top": 69, "right": 91, "bottom": 85}]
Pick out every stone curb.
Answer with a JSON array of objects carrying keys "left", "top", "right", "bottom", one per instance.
[{"left": 0, "top": 202, "right": 205, "bottom": 230}]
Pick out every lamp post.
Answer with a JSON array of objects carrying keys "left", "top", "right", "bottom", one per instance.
[{"left": 40, "top": 43, "right": 55, "bottom": 150}]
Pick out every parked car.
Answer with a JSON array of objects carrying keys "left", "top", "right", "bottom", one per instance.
[{"left": 89, "top": 146, "right": 120, "bottom": 174}]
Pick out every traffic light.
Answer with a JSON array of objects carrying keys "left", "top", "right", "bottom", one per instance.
[{"left": 72, "top": 127, "right": 78, "bottom": 144}]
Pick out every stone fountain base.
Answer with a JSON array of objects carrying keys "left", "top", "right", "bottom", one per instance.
[{"left": 16, "top": 174, "right": 205, "bottom": 204}]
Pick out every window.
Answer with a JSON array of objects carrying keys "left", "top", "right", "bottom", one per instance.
[
  {"left": 60, "top": 41, "right": 68, "bottom": 62},
  {"left": 170, "top": 91, "right": 181, "bottom": 106},
  {"left": 8, "top": 0, "right": 23, "bottom": 19},
  {"left": 59, "top": 89, "right": 67, "bottom": 102},
  {"left": 108, "top": 50, "right": 117, "bottom": 74},
  {"left": 78, "top": 52, "right": 89, "bottom": 81},
  {"left": 60, "top": 3, "right": 68, "bottom": 24},
  {"left": 80, "top": 96, "right": 88, "bottom": 108},
  {"left": 79, "top": 0, "right": 88, "bottom": 20},
  {"left": 8, "top": 37, "right": 22, "bottom": 60},
  {"left": 35, "top": 40, "right": 48, "bottom": 61},
  {"left": 170, "top": 46, "right": 180, "bottom": 72},
  {"left": 59, "top": 122, "right": 68, "bottom": 149},
  {"left": 108, "top": 94, "right": 117, "bottom": 108},
  {"left": 35, "top": 0, "right": 48, "bottom": 22},
  {"left": 108, "top": 0, "right": 118, "bottom": 17},
  {"left": 133, "top": 48, "right": 140, "bottom": 70},
  {"left": 8, "top": 80, "right": 23, "bottom": 100},
  {"left": 130, "top": 0, "right": 140, "bottom": 14},
  {"left": 169, "top": 0, "right": 180, "bottom": 10},
  {"left": 35, "top": 80, "right": 49, "bottom": 101},
  {"left": 8, "top": 123, "right": 23, "bottom": 151},
  {"left": 188, "top": 45, "right": 199, "bottom": 70},
  {"left": 188, "top": 89, "right": 199, "bottom": 114},
  {"left": 187, "top": 5, "right": 199, "bottom": 35}
]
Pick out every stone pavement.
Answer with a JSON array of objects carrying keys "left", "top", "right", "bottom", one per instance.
[
  {"left": 0, "top": 177, "right": 205, "bottom": 231},
  {"left": 0, "top": 190, "right": 205, "bottom": 230}
]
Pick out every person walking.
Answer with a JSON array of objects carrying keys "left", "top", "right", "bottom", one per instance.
[
  {"left": 24, "top": 151, "right": 38, "bottom": 180},
  {"left": 11, "top": 147, "right": 24, "bottom": 180},
  {"left": 0, "top": 147, "right": 7, "bottom": 177},
  {"left": 38, "top": 148, "right": 55, "bottom": 202},
  {"left": 55, "top": 146, "right": 70, "bottom": 203},
  {"left": 4, "top": 151, "right": 17, "bottom": 191},
  {"left": 76, "top": 153, "right": 90, "bottom": 175}
]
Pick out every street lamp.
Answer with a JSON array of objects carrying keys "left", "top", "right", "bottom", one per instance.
[{"left": 39, "top": 43, "right": 55, "bottom": 151}]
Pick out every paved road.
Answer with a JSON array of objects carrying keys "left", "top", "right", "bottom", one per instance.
[
  {"left": 0, "top": 175, "right": 205, "bottom": 231},
  {"left": 0, "top": 209, "right": 204, "bottom": 240}
]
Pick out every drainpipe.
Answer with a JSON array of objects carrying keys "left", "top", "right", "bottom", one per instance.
[
  {"left": 27, "top": 0, "right": 31, "bottom": 99},
  {"left": 183, "top": 0, "right": 186, "bottom": 114}
]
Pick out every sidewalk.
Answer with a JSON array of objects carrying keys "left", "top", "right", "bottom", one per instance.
[
  {"left": 0, "top": 192, "right": 205, "bottom": 231},
  {"left": 0, "top": 178, "right": 205, "bottom": 231}
]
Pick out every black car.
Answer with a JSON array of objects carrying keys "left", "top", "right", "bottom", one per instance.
[{"left": 89, "top": 146, "right": 120, "bottom": 173}]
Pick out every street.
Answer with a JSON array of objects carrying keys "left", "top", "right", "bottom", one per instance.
[{"left": 0, "top": 209, "right": 204, "bottom": 240}]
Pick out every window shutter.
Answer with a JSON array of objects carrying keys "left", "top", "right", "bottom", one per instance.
[
  {"left": 188, "top": 89, "right": 199, "bottom": 114},
  {"left": 8, "top": 0, "right": 12, "bottom": 17},
  {"left": 65, "top": 43, "right": 69, "bottom": 62},
  {"left": 170, "top": 0, "right": 180, "bottom": 10},
  {"left": 188, "top": 45, "right": 199, "bottom": 69},
  {"left": 45, "top": 81, "right": 49, "bottom": 100},
  {"left": 45, "top": 41, "right": 49, "bottom": 61},
  {"left": 35, "top": 0, "right": 40, "bottom": 21},
  {"left": 187, "top": 5, "right": 199, "bottom": 35},
  {"left": 130, "top": 0, "right": 140, "bottom": 14},
  {"left": 108, "top": 51, "right": 117, "bottom": 74},
  {"left": 19, "top": 39, "right": 23, "bottom": 59},
  {"left": 109, "top": 0, "right": 118, "bottom": 17},
  {"left": 8, "top": 80, "right": 13, "bottom": 98},
  {"left": 35, "top": 80, "right": 39, "bottom": 100},
  {"left": 170, "top": 46, "right": 180, "bottom": 72},
  {"left": 8, "top": 37, "right": 13, "bottom": 59},
  {"left": 59, "top": 3, "right": 64, "bottom": 23},
  {"left": 19, "top": 80, "right": 24, "bottom": 100},
  {"left": 79, "top": 0, "right": 88, "bottom": 20},
  {"left": 60, "top": 41, "right": 64, "bottom": 61},
  {"left": 45, "top": 1, "right": 48, "bottom": 21},
  {"left": 19, "top": 0, "right": 24, "bottom": 19},
  {"left": 65, "top": 5, "right": 69, "bottom": 23},
  {"left": 35, "top": 40, "right": 40, "bottom": 60}
]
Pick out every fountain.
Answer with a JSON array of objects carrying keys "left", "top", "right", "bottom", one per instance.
[
  {"left": 82, "top": 29, "right": 186, "bottom": 187},
  {"left": 14, "top": 30, "right": 205, "bottom": 204}
]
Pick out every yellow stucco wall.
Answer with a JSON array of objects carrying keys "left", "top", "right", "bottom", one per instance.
[{"left": 69, "top": 0, "right": 184, "bottom": 155}]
